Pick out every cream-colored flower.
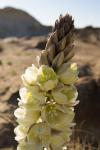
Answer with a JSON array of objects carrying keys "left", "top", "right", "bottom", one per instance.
[
  {"left": 27, "top": 122, "right": 51, "bottom": 148},
  {"left": 41, "top": 104, "right": 75, "bottom": 131},
  {"left": 21, "top": 64, "right": 58, "bottom": 91},
  {"left": 37, "top": 65, "right": 58, "bottom": 91},
  {"left": 19, "top": 86, "right": 46, "bottom": 106},
  {"left": 58, "top": 62, "right": 78, "bottom": 85},
  {"left": 28, "top": 86, "right": 46, "bottom": 105},
  {"left": 14, "top": 107, "right": 40, "bottom": 127},
  {"left": 21, "top": 64, "right": 38, "bottom": 86},
  {"left": 14, "top": 125, "right": 28, "bottom": 142},
  {"left": 52, "top": 84, "right": 78, "bottom": 105},
  {"left": 19, "top": 88, "right": 28, "bottom": 104}
]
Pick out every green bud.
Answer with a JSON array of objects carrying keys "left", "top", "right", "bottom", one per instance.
[
  {"left": 58, "top": 62, "right": 78, "bottom": 84},
  {"left": 52, "top": 84, "right": 78, "bottom": 105}
]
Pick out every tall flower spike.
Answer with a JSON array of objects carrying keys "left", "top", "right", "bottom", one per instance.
[
  {"left": 15, "top": 14, "right": 78, "bottom": 150},
  {"left": 39, "top": 14, "right": 74, "bottom": 70}
]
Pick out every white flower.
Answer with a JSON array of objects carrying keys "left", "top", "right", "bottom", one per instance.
[
  {"left": 21, "top": 64, "right": 38, "bottom": 86},
  {"left": 21, "top": 64, "right": 58, "bottom": 91},
  {"left": 19, "top": 88, "right": 28, "bottom": 104},
  {"left": 14, "top": 125, "right": 28, "bottom": 142},
  {"left": 14, "top": 107, "right": 40, "bottom": 127},
  {"left": 19, "top": 86, "right": 46, "bottom": 106}
]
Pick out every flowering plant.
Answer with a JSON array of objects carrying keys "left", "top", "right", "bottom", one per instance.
[{"left": 14, "top": 14, "right": 79, "bottom": 150}]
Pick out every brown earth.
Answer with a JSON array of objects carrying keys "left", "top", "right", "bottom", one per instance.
[{"left": 0, "top": 35, "right": 100, "bottom": 149}]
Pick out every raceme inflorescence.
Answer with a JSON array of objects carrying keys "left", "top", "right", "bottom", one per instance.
[{"left": 14, "top": 14, "right": 79, "bottom": 150}]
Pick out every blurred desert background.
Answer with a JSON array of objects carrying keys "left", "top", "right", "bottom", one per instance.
[{"left": 0, "top": 1, "right": 100, "bottom": 150}]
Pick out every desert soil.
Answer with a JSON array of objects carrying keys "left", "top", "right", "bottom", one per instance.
[{"left": 0, "top": 36, "right": 100, "bottom": 149}]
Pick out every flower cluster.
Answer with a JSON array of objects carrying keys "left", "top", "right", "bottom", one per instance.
[{"left": 14, "top": 63, "right": 78, "bottom": 150}]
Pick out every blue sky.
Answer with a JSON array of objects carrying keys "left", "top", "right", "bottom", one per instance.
[{"left": 0, "top": 0, "right": 100, "bottom": 27}]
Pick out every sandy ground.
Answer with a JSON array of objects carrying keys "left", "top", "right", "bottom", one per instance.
[{"left": 0, "top": 36, "right": 100, "bottom": 149}]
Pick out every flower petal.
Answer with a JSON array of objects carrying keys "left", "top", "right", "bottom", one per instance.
[
  {"left": 14, "top": 125, "right": 28, "bottom": 141},
  {"left": 14, "top": 107, "right": 40, "bottom": 127},
  {"left": 21, "top": 65, "right": 38, "bottom": 86},
  {"left": 41, "top": 104, "right": 75, "bottom": 131}
]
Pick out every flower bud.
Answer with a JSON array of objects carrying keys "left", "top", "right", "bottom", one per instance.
[
  {"left": 52, "top": 51, "right": 64, "bottom": 70},
  {"left": 52, "top": 84, "right": 78, "bottom": 105},
  {"left": 58, "top": 62, "right": 78, "bottom": 84}
]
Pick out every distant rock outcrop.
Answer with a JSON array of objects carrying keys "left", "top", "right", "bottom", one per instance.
[
  {"left": 0, "top": 7, "right": 100, "bottom": 41},
  {"left": 0, "top": 7, "right": 52, "bottom": 38},
  {"left": 75, "top": 26, "right": 100, "bottom": 44}
]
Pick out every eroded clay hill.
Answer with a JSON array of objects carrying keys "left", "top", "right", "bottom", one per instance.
[{"left": 0, "top": 7, "right": 51, "bottom": 37}]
